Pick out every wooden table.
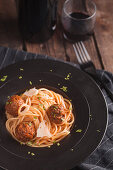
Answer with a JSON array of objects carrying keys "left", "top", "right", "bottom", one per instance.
[{"left": 0, "top": 0, "right": 113, "bottom": 72}]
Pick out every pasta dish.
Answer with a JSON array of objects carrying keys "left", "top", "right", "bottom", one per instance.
[{"left": 5, "top": 88, "right": 74, "bottom": 147}]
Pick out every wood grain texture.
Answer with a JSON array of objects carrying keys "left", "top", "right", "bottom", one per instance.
[
  {"left": 25, "top": 0, "right": 101, "bottom": 69},
  {"left": 94, "top": 0, "right": 113, "bottom": 72},
  {"left": 0, "top": 0, "right": 112, "bottom": 72},
  {"left": 0, "top": 0, "right": 22, "bottom": 49}
]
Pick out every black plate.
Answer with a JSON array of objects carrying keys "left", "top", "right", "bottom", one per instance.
[{"left": 0, "top": 59, "right": 108, "bottom": 170}]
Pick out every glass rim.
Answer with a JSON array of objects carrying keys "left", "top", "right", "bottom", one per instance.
[{"left": 63, "top": 0, "right": 96, "bottom": 21}]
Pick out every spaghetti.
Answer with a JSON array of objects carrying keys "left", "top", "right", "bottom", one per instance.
[{"left": 5, "top": 88, "right": 74, "bottom": 147}]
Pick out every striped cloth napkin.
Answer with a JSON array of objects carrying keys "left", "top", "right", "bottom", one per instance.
[{"left": 0, "top": 46, "right": 113, "bottom": 170}]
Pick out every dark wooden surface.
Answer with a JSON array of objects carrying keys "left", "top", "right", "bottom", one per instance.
[{"left": 0, "top": 0, "right": 113, "bottom": 72}]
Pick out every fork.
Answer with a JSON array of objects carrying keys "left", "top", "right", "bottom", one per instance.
[{"left": 73, "top": 41, "right": 113, "bottom": 101}]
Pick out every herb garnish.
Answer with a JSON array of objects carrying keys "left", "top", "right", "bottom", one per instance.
[
  {"left": 76, "top": 129, "right": 82, "bottom": 133},
  {"left": 31, "top": 153, "right": 35, "bottom": 156},
  {"left": 28, "top": 122, "right": 32, "bottom": 126},
  {"left": 6, "top": 102, "right": 9, "bottom": 105},
  {"left": 65, "top": 73, "right": 71, "bottom": 80},
  {"left": 6, "top": 101, "right": 12, "bottom": 105},
  {"left": 97, "top": 130, "right": 100, "bottom": 133},
  {"left": 39, "top": 103, "right": 43, "bottom": 107},
  {"left": 43, "top": 107, "right": 46, "bottom": 110},
  {"left": 39, "top": 80, "right": 42, "bottom": 82},
  {"left": 20, "top": 142, "right": 24, "bottom": 145},
  {"left": 53, "top": 141, "right": 56, "bottom": 144},
  {"left": 29, "top": 81, "right": 32, "bottom": 85},
  {"left": 89, "top": 114, "right": 92, "bottom": 120},
  {"left": 60, "top": 86, "right": 67, "bottom": 92},
  {"left": 20, "top": 68, "right": 24, "bottom": 71},
  {"left": 28, "top": 152, "right": 35, "bottom": 156},
  {"left": 27, "top": 141, "right": 32, "bottom": 146},
  {"left": 19, "top": 76, "right": 22, "bottom": 79},
  {"left": 57, "top": 143, "right": 60, "bottom": 146},
  {"left": 38, "top": 97, "right": 41, "bottom": 100},
  {"left": 0, "top": 75, "right": 7, "bottom": 82},
  {"left": 34, "top": 116, "right": 38, "bottom": 119},
  {"left": 7, "top": 96, "right": 10, "bottom": 99}
]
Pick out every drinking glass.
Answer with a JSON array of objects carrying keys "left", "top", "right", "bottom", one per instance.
[{"left": 61, "top": 0, "right": 96, "bottom": 42}]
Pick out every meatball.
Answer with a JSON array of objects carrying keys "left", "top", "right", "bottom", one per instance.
[
  {"left": 47, "top": 104, "right": 64, "bottom": 124},
  {"left": 5, "top": 95, "right": 24, "bottom": 117},
  {"left": 15, "top": 121, "right": 36, "bottom": 142}
]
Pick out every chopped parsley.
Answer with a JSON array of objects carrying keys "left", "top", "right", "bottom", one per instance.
[
  {"left": 20, "top": 142, "right": 24, "bottom": 145},
  {"left": 19, "top": 76, "right": 22, "bottom": 79},
  {"left": 89, "top": 114, "right": 92, "bottom": 120},
  {"left": 57, "top": 143, "right": 60, "bottom": 146},
  {"left": 65, "top": 73, "right": 71, "bottom": 80},
  {"left": 31, "top": 153, "right": 35, "bottom": 156},
  {"left": 28, "top": 152, "right": 35, "bottom": 156},
  {"left": 39, "top": 103, "right": 43, "bottom": 107},
  {"left": 29, "top": 81, "right": 32, "bottom": 85},
  {"left": 76, "top": 129, "right": 82, "bottom": 133},
  {"left": 53, "top": 141, "right": 56, "bottom": 144},
  {"left": 38, "top": 97, "right": 41, "bottom": 100},
  {"left": 0, "top": 75, "right": 7, "bottom": 82},
  {"left": 20, "top": 68, "right": 24, "bottom": 71},
  {"left": 60, "top": 86, "right": 67, "bottom": 92},
  {"left": 34, "top": 116, "right": 38, "bottom": 119},
  {"left": 28, "top": 122, "right": 32, "bottom": 126},
  {"left": 43, "top": 107, "right": 46, "bottom": 110},
  {"left": 6, "top": 102, "right": 9, "bottom": 105},
  {"left": 27, "top": 141, "right": 32, "bottom": 146},
  {"left": 97, "top": 130, "right": 100, "bottom": 133},
  {"left": 6, "top": 101, "right": 12, "bottom": 105},
  {"left": 53, "top": 105, "right": 58, "bottom": 109}
]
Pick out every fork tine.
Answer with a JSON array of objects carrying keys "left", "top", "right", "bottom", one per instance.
[
  {"left": 74, "top": 43, "right": 85, "bottom": 63},
  {"left": 73, "top": 44, "right": 82, "bottom": 64},
  {"left": 80, "top": 41, "right": 91, "bottom": 61},
  {"left": 77, "top": 42, "right": 89, "bottom": 63}
]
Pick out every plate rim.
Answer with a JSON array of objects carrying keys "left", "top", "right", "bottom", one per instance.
[{"left": 0, "top": 57, "right": 108, "bottom": 170}]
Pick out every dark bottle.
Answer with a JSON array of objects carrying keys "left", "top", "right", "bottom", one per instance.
[{"left": 15, "top": 0, "right": 57, "bottom": 43}]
